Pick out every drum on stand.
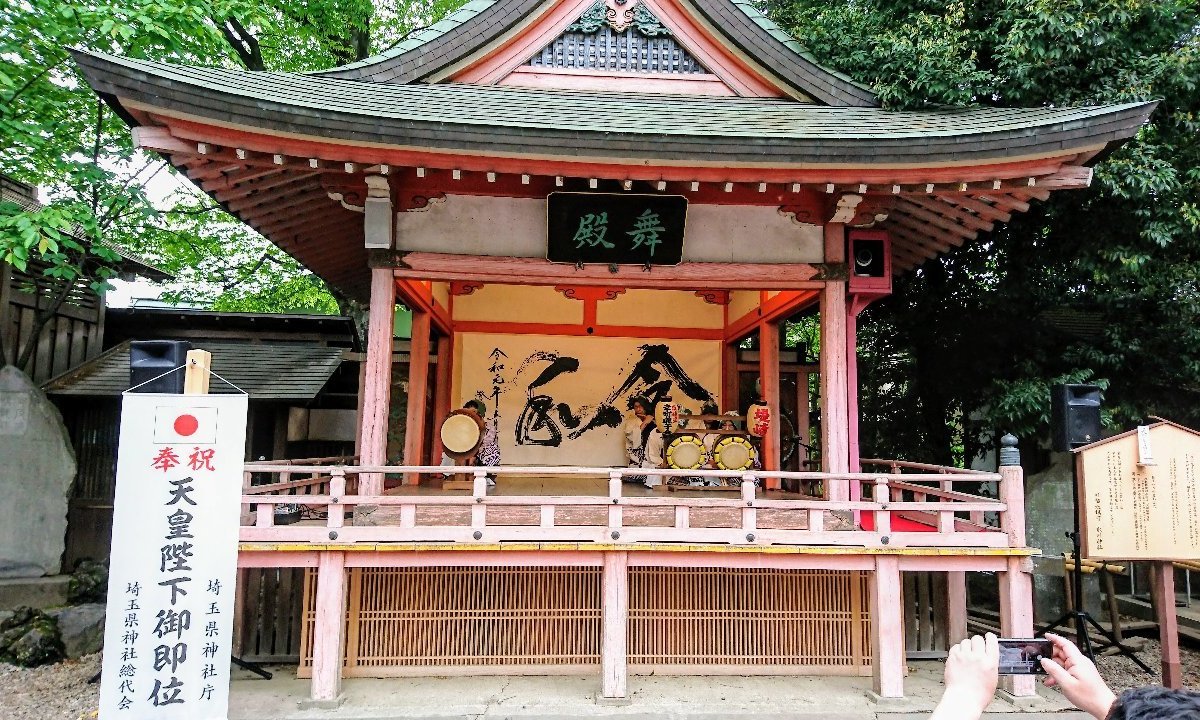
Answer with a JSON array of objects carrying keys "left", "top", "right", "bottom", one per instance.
[
  {"left": 714, "top": 436, "right": 755, "bottom": 473},
  {"left": 440, "top": 409, "right": 484, "bottom": 460},
  {"left": 666, "top": 435, "right": 708, "bottom": 470}
]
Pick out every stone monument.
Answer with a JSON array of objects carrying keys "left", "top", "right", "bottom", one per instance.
[{"left": 0, "top": 366, "right": 76, "bottom": 578}]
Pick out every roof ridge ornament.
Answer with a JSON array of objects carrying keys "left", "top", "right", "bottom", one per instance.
[{"left": 567, "top": 0, "right": 671, "bottom": 36}]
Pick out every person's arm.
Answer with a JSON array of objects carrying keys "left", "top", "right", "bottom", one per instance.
[
  {"left": 930, "top": 634, "right": 999, "bottom": 720},
  {"left": 1039, "top": 633, "right": 1116, "bottom": 719}
]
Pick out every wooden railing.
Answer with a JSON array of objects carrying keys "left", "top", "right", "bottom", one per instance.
[
  {"left": 238, "top": 463, "right": 1022, "bottom": 550},
  {"left": 860, "top": 458, "right": 999, "bottom": 529}
]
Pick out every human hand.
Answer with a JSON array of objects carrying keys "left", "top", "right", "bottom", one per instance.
[
  {"left": 1040, "top": 633, "right": 1116, "bottom": 719},
  {"left": 938, "top": 633, "right": 1000, "bottom": 717}
]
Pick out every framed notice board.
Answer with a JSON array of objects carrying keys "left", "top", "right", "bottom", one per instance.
[
  {"left": 1076, "top": 420, "right": 1200, "bottom": 560},
  {"left": 547, "top": 192, "right": 687, "bottom": 266}
]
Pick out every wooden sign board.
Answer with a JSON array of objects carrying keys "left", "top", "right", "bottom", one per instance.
[
  {"left": 1076, "top": 420, "right": 1200, "bottom": 560},
  {"left": 547, "top": 192, "right": 686, "bottom": 266}
]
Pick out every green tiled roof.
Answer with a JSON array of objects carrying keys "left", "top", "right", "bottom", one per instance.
[{"left": 75, "top": 50, "right": 1154, "bottom": 168}]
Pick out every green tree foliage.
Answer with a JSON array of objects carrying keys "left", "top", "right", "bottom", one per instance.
[
  {"left": 1, "top": 0, "right": 466, "bottom": 368},
  {"left": 766, "top": 0, "right": 1200, "bottom": 464}
]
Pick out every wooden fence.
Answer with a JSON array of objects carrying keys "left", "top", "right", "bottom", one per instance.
[{"left": 297, "top": 566, "right": 875, "bottom": 676}]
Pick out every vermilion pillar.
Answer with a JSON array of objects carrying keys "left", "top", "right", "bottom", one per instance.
[
  {"left": 403, "top": 309, "right": 431, "bottom": 484},
  {"left": 759, "top": 320, "right": 781, "bottom": 489},
  {"left": 429, "top": 334, "right": 453, "bottom": 465}
]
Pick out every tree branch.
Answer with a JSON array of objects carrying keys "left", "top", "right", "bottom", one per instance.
[{"left": 216, "top": 15, "right": 265, "bottom": 71}]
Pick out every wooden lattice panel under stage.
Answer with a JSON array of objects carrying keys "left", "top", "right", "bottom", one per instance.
[
  {"left": 300, "top": 567, "right": 603, "bottom": 676},
  {"left": 629, "top": 568, "right": 871, "bottom": 673},
  {"left": 300, "top": 566, "right": 872, "bottom": 676}
]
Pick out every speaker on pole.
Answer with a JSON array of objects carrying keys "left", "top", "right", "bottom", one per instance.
[{"left": 1050, "top": 383, "right": 1102, "bottom": 452}]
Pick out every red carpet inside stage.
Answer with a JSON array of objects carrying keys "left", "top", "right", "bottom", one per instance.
[{"left": 858, "top": 512, "right": 937, "bottom": 532}]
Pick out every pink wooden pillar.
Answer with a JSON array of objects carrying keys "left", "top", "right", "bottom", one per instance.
[
  {"left": 820, "top": 223, "right": 850, "bottom": 499},
  {"left": 870, "top": 554, "right": 905, "bottom": 698},
  {"left": 758, "top": 320, "right": 781, "bottom": 489},
  {"left": 947, "top": 571, "right": 969, "bottom": 644},
  {"left": 1152, "top": 561, "right": 1183, "bottom": 689},
  {"left": 429, "top": 334, "right": 453, "bottom": 465},
  {"left": 600, "top": 551, "right": 629, "bottom": 699},
  {"left": 999, "top": 556, "right": 1036, "bottom": 697},
  {"left": 309, "top": 551, "right": 347, "bottom": 705},
  {"left": 403, "top": 309, "right": 431, "bottom": 484},
  {"left": 997, "top": 448, "right": 1036, "bottom": 697},
  {"left": 359, "top": 268, "right": 395, "bottom": 496}
]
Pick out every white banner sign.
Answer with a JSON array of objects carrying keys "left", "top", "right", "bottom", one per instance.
[{"left": 100, "top": 393, "right": 248, "bottom": 719}]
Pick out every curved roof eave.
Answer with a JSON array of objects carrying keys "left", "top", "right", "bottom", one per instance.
[{"left": 72, "top": 50, "right": 1156, "bottom": 169}]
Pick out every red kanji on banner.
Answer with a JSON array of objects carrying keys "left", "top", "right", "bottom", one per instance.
[{"left": 151, "top": 447, "right": 180, "bottom": 472}]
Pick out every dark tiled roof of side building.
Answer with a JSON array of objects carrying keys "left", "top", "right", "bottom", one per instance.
[{"left": 43, "top": 340, "right": 346, "bottom": 400}]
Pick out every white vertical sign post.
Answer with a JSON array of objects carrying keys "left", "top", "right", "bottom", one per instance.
[{"left": 99, "top": 392, "right": 248, "bottom": 719}]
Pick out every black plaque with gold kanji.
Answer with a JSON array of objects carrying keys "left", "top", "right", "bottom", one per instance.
[{"left": 547, "top": 192, "right": 687, "bottom": 266}]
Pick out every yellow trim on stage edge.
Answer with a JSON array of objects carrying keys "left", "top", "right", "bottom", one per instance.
[{"left": 239, "top": 541, "right": 1038, "bottom": 557}]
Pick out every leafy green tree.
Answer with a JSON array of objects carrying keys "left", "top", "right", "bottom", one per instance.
[
  {"left": 1, "top": 0, "right": 466, "bottom": 369},
  {"left": 768, "top": 0, "right": 1200, "bottom": 465}
]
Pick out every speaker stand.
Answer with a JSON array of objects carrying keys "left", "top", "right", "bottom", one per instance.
[{"left": 1037, "top": 459, "right": 1153, "bottom": 674}]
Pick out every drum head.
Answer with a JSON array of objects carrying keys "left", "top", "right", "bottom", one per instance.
[
  {"left": 715, "top": 437, "right": 753, "bottom": 471},
  {"left": 441, "top": 412, "right": 483, "bottom": 456},
  {"left": 667, "top": 436, "right": 707, "bottom": 470}
]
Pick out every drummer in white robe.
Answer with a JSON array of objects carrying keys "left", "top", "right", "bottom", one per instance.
[{"left": 623, "top": 395, "right": 663, "bottom": 487}]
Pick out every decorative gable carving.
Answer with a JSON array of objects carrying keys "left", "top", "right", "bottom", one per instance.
[{"left": 529, "top": 0, "right": 708, "bottom": 75}]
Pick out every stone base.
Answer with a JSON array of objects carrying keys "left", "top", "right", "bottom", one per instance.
[
  {"left": 998, "top": 690, "right": 1047, "bottom": 710},
  {"left": 863, "top": 690, "right": 922, "bottom": 710},
  {"left": 594, "top": 694, "right": 632, "bottom": 706},
  {"left": 297, "top": 694, "right": 345, "bottom": 710},
  {"left": 0, "top": 575, "right": 71, "bottom": 610}
]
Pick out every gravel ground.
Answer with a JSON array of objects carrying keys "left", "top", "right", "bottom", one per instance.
[
  {"left": 0, "top": 639, "right": 1195, "bottom": 719},
  {"left": 0, "top": 653, "right": 100, "bottom": 720},
  {"left": 1093, "top": 637, "right": 1200, "bottom": 694}
]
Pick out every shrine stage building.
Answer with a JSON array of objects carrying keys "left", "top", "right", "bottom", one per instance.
[{"left": 73, "top": 0, "right": 1154, "bottom": 707}]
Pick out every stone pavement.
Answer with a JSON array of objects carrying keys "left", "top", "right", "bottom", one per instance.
[{"left": 227, "top": 662, "right": 1090, "bottom": 720}]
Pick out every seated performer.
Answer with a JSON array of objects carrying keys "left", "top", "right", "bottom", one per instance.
[
  {"left": 440, "top": 400, "right": 498, "bottom": 486},
  {"left": 623, "top": 395, "right": 663, "bottom": 488}
]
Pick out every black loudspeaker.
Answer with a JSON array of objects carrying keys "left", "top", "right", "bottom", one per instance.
[
  {"left": 851, "top": 238, "right": 887, "bottom": 278},
  {"left": 130, "top": 340, "right": 192, "bottom": 393},
  {"left": 1050, "top": 383, "right": 1102, "bottom": 451}
]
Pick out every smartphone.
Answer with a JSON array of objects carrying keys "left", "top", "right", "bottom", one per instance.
[{"left": 997, "top": 638, "right": 1053, "bottom": 675}]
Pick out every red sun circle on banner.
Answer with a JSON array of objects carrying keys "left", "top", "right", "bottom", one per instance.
[{"left": 173, "top": 414, "right": 199, "bottom": 437}]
